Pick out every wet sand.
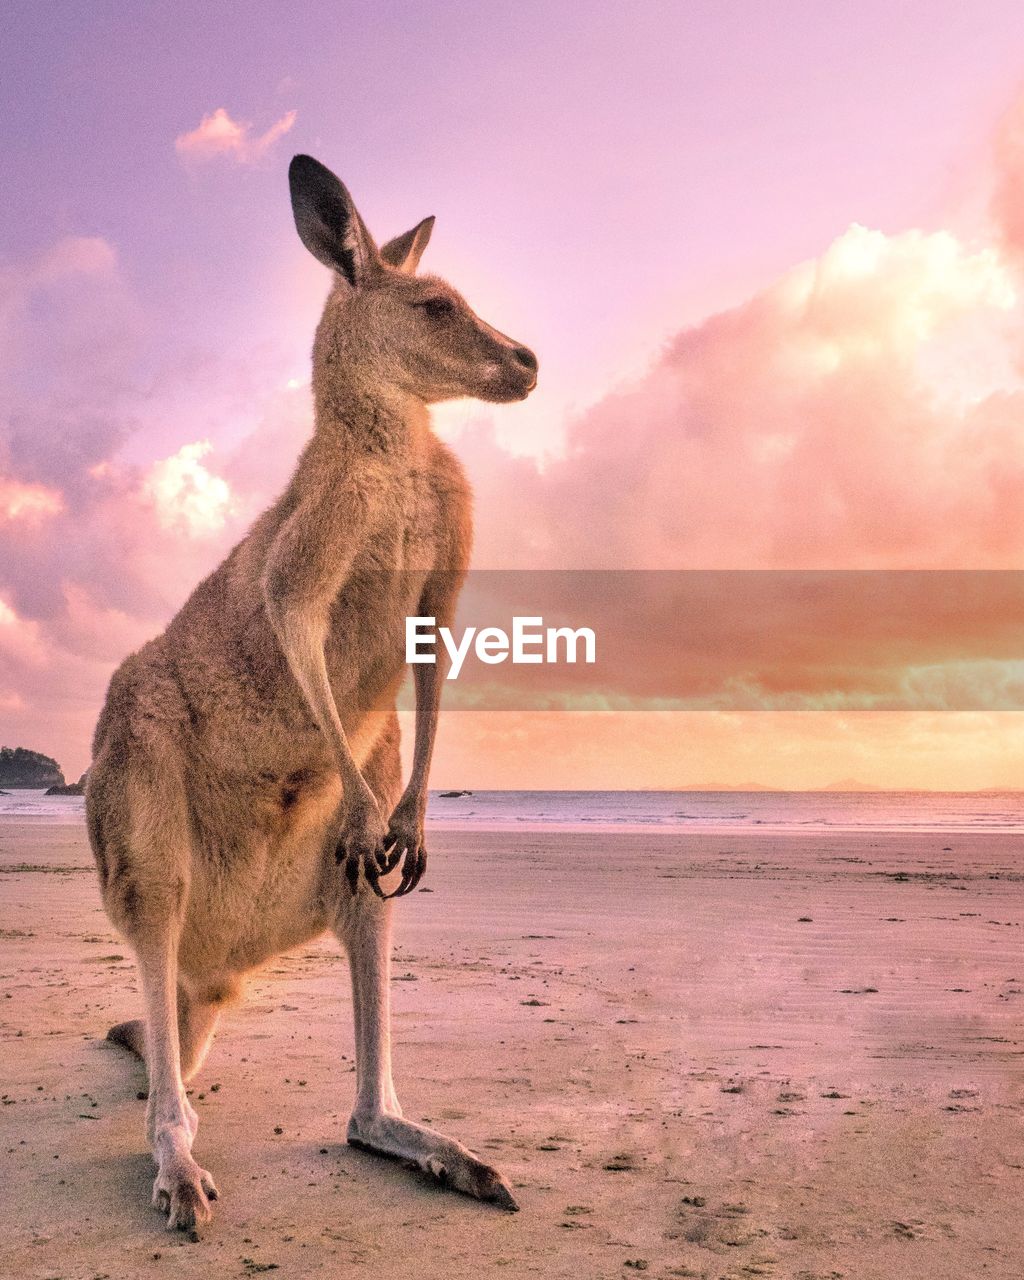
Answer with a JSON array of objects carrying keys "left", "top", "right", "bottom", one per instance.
[{"left": 2, "top": 819, "right": 1023, "bottom": 1278}]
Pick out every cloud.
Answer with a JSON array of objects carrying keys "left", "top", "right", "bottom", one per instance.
[
  {"left": 0, "top": 235, "right": 122, "bottom": 358},
  {"left": 993, "top": 91, "right": 1024, "bottom": 258},
  {"left": 0, "top": 232, "right": 246, "bottom": 773},
  {"left": 0, "top": 233, "right": 142, "bottom": 504},
  {"left": 428, "top": 209, "right": 1024, "bottom": 752},
  {"left": 9, "top": 92, "right": 1024, "bottom": 783},
  {"left": 0, "top": 477, "right": 62, "bottom": 522},
  {"left": 0, "top": 594, "right": 46, "bottom": 667},
  {"left": 144, "top": 440, "right": 234, "bottom": 536},
  {"left": 0, "top": 234, "right": 116, "bottom": 301},
  {"left": 428, "top": 570, "right": 1024, "bottom": 713},
  {"left": 461, "top": 215, "right": 1024, "bottom": 572},
  {"left": 174, "top": 107, "right": 297, "bottom": 165}
]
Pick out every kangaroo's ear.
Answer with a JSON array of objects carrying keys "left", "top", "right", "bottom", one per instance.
[
  {"left": 288, "top": 155, "right": 378, "bottom": 286},
  {"left": 380, "top": 216, "right": 435, "bottom": 274}
]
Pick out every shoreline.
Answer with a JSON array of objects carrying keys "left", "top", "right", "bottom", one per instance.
[{"left": 5, "top": 786, "right": 1024, "bottom": 838}]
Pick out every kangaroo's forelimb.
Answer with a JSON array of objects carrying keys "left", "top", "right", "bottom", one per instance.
[
  {"left": 262, "top": 476, "right": 395, "bottom": 895},
  {"left": 380, "top": 569, "right": 461, "bottom": 896}
]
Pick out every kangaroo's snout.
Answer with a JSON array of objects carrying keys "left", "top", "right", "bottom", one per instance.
[
  {"left": 511, "top": 346, "right": 539, "bottom": 395},
  {"left": 480, "top": 328, "right": 538, "bottom": 402},
  {"left": 513, "top": 345, "right": 538, "bottom": 374},
  {"left": 491, "top": 346, "right": 538, "bottom": 401},
  {"left": 507, "top": 344, "right": 539, "bottom": 397}
]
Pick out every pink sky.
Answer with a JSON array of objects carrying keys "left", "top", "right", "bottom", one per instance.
[{"left": 4, "top": 4, "right": 1024, "bottom": 786}]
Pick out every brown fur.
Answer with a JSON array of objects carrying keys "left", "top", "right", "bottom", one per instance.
[{"left": 86, "top": 155, "right": 535, "bottom": 1231}]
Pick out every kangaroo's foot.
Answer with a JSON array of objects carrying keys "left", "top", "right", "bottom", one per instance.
[
  {"left": 107, "top": 1018, "right": 146, "bottom": 1059},
  {"left": 347, "top": 1111, "right": 518, "bottom": 1210},
  {"left": 152, "top": 1137, "right": 219, "bottom": 1232}
]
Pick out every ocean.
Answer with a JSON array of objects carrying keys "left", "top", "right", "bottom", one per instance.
[{"left": 3, "top": 787, "right": 1024, "bottom": 835}]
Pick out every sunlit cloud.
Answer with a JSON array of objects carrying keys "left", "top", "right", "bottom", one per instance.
[
  {"left": 0, "top": 594, "right": 47, "bottom": 667},
  {"left": 463, "top": 218, "right": 1024, "bottom": 571},
  {"left": 0, "top": 477, "right": 63, "bottom": 522},
  {"left": 174, "top": 107, "right": 297, "bottom": 165},
  {"left": 144, "top": 440, "right": 233, "bottom": 536}
]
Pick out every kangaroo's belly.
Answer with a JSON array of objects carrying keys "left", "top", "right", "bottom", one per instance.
[{"left": 177, "top": 761, "right": 346, "bottom": 978}]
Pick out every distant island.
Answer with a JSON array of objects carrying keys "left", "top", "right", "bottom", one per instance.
[
  {"left": 45, "top": 778, "right": 87, "bottom": 796},
  {"left": 0, "top": 747, "right": 89, "bottom": 795},
  {"left": 680, "top": 780, "right": 917, "bottom": 792},
  {"left": 0, "top": 746, "right": 64, "bottom": 790}
]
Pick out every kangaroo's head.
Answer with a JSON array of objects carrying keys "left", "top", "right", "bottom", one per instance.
[{"left": 289, "top": 155, "right": 538, "bottom": 407}]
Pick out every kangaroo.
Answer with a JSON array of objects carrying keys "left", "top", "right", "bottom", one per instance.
[{"left": 86, "top": 154, "right": 537, "bottom": 1232}]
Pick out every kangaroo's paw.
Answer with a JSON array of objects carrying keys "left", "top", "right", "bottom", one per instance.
[
  {"left": 152, "top": 1157, "right": 219, "bottom": 1232},
  {"left": 347, "top": 1112, "right": 518, "bottom": 1210}
]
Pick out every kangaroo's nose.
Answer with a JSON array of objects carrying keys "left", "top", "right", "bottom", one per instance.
[{"left": 512, "top": 345, "right": 538, "bottom": 374}]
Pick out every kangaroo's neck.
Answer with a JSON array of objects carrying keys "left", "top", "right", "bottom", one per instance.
[{"left": 312, "top": 354, "right": 427, "bottom": 457}]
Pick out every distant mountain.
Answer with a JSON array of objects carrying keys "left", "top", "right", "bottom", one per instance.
[
  {"left": 678, "top": 781, "right": 779, "bottom": 792},
  {"left": 676, "top": 780, "right": 1022, "bottom": 793},
  {"left": 679, "top": 779, "right": 880, "bottom": 792},
  {"left": 0, "top": 746, "right": 65, "bottom": 790},
  {"left": 818, "top": 778, "right": 879, "bottom": 792}
]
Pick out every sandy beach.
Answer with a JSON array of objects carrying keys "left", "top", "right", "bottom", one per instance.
[{"left": 2, "top": 817, "right": 1023, "bottom": 1279}]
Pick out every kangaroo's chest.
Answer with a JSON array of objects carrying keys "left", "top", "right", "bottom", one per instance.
[
  {"left": 323, "top": 445, "right": 470, "bottom": 698},
  {"left": 387, "top": 455, "right": 447, "bottom": 567}
]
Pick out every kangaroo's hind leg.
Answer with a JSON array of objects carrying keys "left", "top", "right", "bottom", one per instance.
[
  {"left": 339, "top": 891, "right": 517, "bottom": 1208},
  {"left": 336, "top": 717, "right": 518, "bottom": 1209},
  {"left": 131, "top": 923, "right": 220, "bottom": 1228},
  {"left": 90, "top": 758, "right": 219, "bottom": 1231},
  {"left": 107, "top": 977, "right": 230, "bottom": 1084}
]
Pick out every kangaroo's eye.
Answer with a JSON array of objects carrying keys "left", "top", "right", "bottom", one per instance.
[{"left": 417, "top": 296, "right": 456, "bottom": 320}]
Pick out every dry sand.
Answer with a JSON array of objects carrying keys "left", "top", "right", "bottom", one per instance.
[{"left": 2, "top": 818, "right": 1023, "bottom": 1279}]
